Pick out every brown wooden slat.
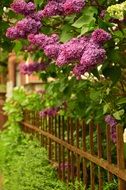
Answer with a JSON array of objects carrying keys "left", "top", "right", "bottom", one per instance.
[
  {"left": 76, "top": 120, "right": 81, "bottom": 182},
  {"left": 49, "top": 117, "right": 52, "bottom": 160},
  {"left": 40, "top": 117, "right": 44, "bottom": 146},
  {"left": 106, "top": 125, "right": 113, "bottom": 182},
  {"left": 70, "top": 119, "right": 74, "bottom": 183},
  {"left": 77, "top": 155, "right": 81, "bottom": 182},
  {"left": 76, "top": 119, "right": 79, "bottom": 148},
  {"left": 62, "top": 147, "right": 66, "bottom": 181},
  {"left": 62, "top": 116, "right": 65, "bottom": 181},
  {"left": 89, "top": 123, "right": 95, "bottom": 190},
  {"left": 82, "top": 121, "right": 88, "bottom": 187},
  {"left": 60, "top": 116, "right": 63, "bottom": 178},
  {"left": 97, "top": 125, "right": 103, "bottom": 190},
  {"left": 67, "top": 118, "right": 71, "bottom": 182},
  {"left": 58, "top": 116, "right": 62, "bottom": 179},
  {"left": 54, "top": 116, "right": 58, "bottom": 161},
  {"left": 45, "top": 116, "right": 48, "bottom": 149},
  {"left": 116, "top": 125, "right": 126, "bottom": 190},
  {"left": 36, "top": 112, "right": 41, "bottom": 140}
]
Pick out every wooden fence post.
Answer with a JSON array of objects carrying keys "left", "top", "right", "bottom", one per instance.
[{"left": 116, "top": 125, "right": 126, "bottom": 190}]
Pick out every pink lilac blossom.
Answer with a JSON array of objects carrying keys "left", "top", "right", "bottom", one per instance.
[
  {"left": 80, "top": 44, "right": 106, "bottom": 66},
  {"left": 6, "top": 26, "right": 19, "bottom": 39},
  {"left": 99, "top": 10, "right": 106, "bottom": 19},
  {"left": 63, "top": 0, "right": 85, "bottom": 15},
  {"left": 105, "top": 115, "right": 117, "bottom": 127},
  {"left": 27, "top": 29, "right": 111, "bottom": 77},
  {"left": 36, "top": 90, "right": 46, "bottom": 95},
  {"left": 41, "top": 0, "right": 85, "bottom": 17},
  {"left": 91, "top": 29, "right": 111, "bottom": 45},
  {"left": 39, "top": 107, "right": 59, "bottom": 117},
  {"left": 41, "top": 1, "right": 64, "bottom": 17},
  {"left": 73, "top": 63, "right": 87, "bottom": 79},
  {"left": 59, "top": 162, "right": 72, "bottom": 170},
  {"left": 56, "top": 37, "right": 89, "bottom": 66},
  {"left": 6, "top": 17, "right": 41, "bottom": 39},
  {"left": 19, "top": 62, "right": 48, "bottom": 75},
  {"left": 110, "top": 125, "right": 117, "bottom": 143},
  {"left": 48, "top": 0, "right": 66, "bottom": 2},
  {"left": 72, "top": 29, "right": 111, "bottom": 78},
  {"left": 16, "top": 17, "right": 41, "bottom": 35},
  {"left": 73, "top": 44, "right": 106, "bottom": 78},
  {"left": 105, "top": 115, "right": 117, "bottom": 143},
  {"left": 28, "top": 33, "right": 46, "bottom": 48},
  {"left": 44, "top": 44, "right": 60, "bottom": 58},
  {"left": 27, "top": 29, "right": 111, "bottom": 78},
  {"left": 30, "top": 10, "right": 44, "bottom": 21},
  {"left": 28, "top": 33, "right": 59, "bottom": 49},
  {"left": 11, "top": 0, "right": 36, "bottom": 16}
]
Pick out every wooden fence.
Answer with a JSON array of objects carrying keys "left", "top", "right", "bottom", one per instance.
[{"left": 22, "top": 111, "right": 126, "bottom": 190}]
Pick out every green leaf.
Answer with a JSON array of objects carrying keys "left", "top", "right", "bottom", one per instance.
[
  {"left": 117, "top": 98, "right": 126, "bottom": 105},
  {"left": 90, "top": 90, "right": 101, "bottom": 101},
  {"left": 65, "top": 14, "right": 76, "bottom": 24},
  {"left": 72, "top": 6, "right": 97, "bottom": 29},
  {"left": 13, "top": 41, "right": 22, "bottom": 54},
  {"left": 113, "top": 109, "right": 124, "bottom": 120},
  {"left": 91, "top": 68, "right": 100, "bottom": 80},
  {"left": 98, "top": 18, "right": 113, "bottom": 30},
  {"left": 81, "top": 6, "right": 98, "bottom": 16},
  {"left": 0, "top": 7, "right": 3, "bottom": 16},
  {"left": 34, "top": 0, "right": 44, "bottom": 6},
  {"left": 103, "top": 103, "right": 111, "bottom": 114},
  {"left": 102, "top": 66, "right": 121, "bottom": 84},
  {"left": 72, "top": 15, "right": 85, "bottom": 28},
  {"left": 60, "top": 25, "right": 74, "bottom": 42}
]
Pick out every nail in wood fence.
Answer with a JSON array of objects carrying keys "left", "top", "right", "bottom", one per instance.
[{"left": 22, "top": 111, "right": 126, "bottom": 190}]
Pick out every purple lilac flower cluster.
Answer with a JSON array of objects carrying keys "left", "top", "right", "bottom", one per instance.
[
  {"left": 28, "top": 33, "right": 59, "bottom": 49},
  {"left": 6, "top": 1, "right": 111, "bottom": 78},
  {"left": 11, "top": 0, "right": 36, "bottom": 16},
  {"left": 7, "top": 0, "right": 85, "bottom": 40},
  {"left": 39, "top": 107, "right": 60, "bottom": 117},
  {"left": 59, "top": 162, "right": 72, "bottom": 170},
  {"left": 28, "top": 29, "right": 111, "bottom": 78},
  {"left": 73, "top": 43, "right": 106, "bottom": 78},
  {"left": 19, "top": 62, "right": 48, "bottom": 75},
  {"left": 6, "top": 0, "right": 43, "bottom": 40},
  {"left": 56, "top": 37, "right": 89, "bottom": 66},
  {"left": 41, "top": 1, "right": 63, "bottom": 17},
  {"left": 63, "top": 0, "right": 85, "bottom": 15},
  {"left": 105, "top": 115, "right": 117, "bottom": 143},
  {"left": 28, "top": 33, "right": 60, "bottom": 58},
  {"left": 41, "top": 0, "right": 85, "bottom": 17},
  {"left": 91, "top": 29, "right": 111, "bottom": 45},
  {"left": 6, "top": 17, "right": 42, "bottom": 39},
  {"left": 36, "top": 89, "right": 46, "bottom": 95},
  {"left": 73, "top": 29, "right": 111, "bottom": 78}
]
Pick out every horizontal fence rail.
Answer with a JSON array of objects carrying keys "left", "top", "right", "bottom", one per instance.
[{"left": 22, "top": 111, "right": 126, "bottom": 190}]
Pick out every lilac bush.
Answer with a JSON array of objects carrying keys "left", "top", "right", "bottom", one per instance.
[{"left": 5, "top": 0, "right": 126, "bottom": 138}]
